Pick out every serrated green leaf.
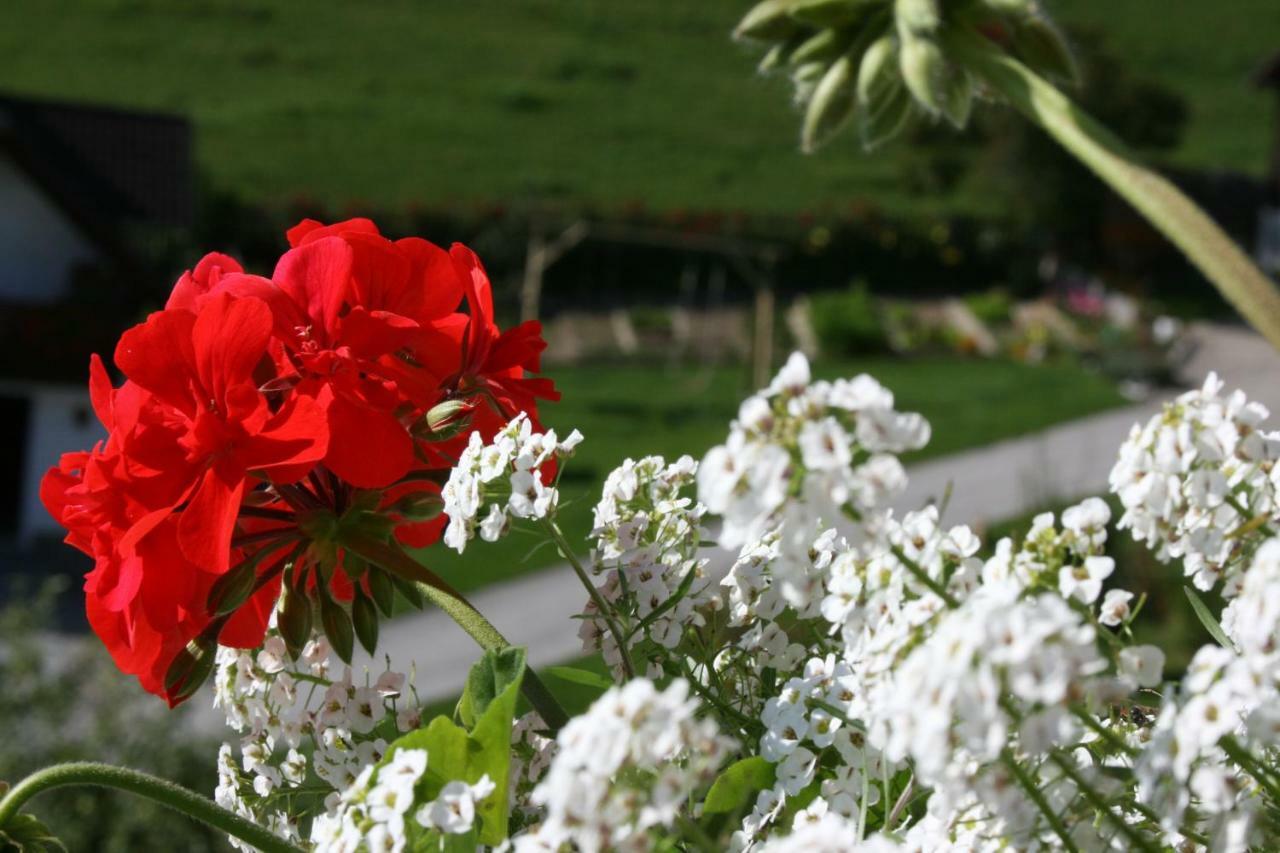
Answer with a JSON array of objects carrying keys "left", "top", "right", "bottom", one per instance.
[
  {"left": 1184, "top": 587, "right": 1235, "bottom": 650},
  {"left": 703, "top": 756, "right": 777, "bottom": 815},
  {"left": 0, "top": 813, "right": 67, "bottom": 853},
  {"left": 381, "top": 648, "right": 526, "bottom": 845},
  {"left": 459, "top": 647, "right": 527, "bottom": 729},
  {"left": 545, "top": 665, "right": 617, "bottom": 693}
]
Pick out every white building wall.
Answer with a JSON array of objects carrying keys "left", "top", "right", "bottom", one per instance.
[
  {"left": 0, "top": 153, "right": 100, "bottom": 304},
  {"left": 17, "top": 384, "right": 105, "bottom": 543}
]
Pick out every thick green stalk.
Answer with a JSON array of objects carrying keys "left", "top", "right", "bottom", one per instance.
[
  {"left": 0, "top": 762, "right": 301, "bottom": 853},
  {"left": 946, "top": 28, "right": 1280, "bottom": 352},
  {"left": 341, "top": 533, "right": 570, "bottom": 732}
]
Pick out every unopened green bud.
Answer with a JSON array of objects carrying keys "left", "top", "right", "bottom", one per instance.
[
  {"left": 857, "top": 33, "right": 899, "bottom": 103},
  {"left": 367, "top": 567, "right": 396, "bottom": 616},
  {"left": 790, "top": 27, "right": 853, "bottom": 67},
  {"left": 858, "top": 37, "right": 915, "bottom": 150},
  {"left": 895, "top": 0, "right": 941, "bottom": 36},
  {"left": 979, "top": 0, "right": 1034, "bottom": 13},
  {"left": 734, "top": 0, "right": 806, "bottom": 41},
  {"left": 352, "top": 591, "right": 379, "bottom": 656},
  {"left": 938, "top": 68, "right": 974, "bottom": 129},
  {"left": 426, "top": 399, "right": 469, "bottom": 433},
  {"left": 165, "top": 635, "right": 217, "bottom": 703},
  {"left": 802, "top": 51, "right": 858, "bottom": 152},
  {"left": 898, "top": 33, "right": 948, "bottom": 114},
  {"left": 790, "top": 0, "right": 867, "bottom": 28},
  {"left": 758, "top": 39, "right": 793, "bottom": 73},
  {"left": 1012, "top": 15, "right": 1078, "bottom": 85},
  {"left": 390, "top": 491, "right": 444, "bottom": 522},
  {"left": 278, "top": 586, "right": 312, "bottom": 659},
  {"left": 792, "top": 60, "right": 829, "bottom": 86},
  {"left": 861, "top": 79, "right": 914, "bottom": 150},
  {"left": 206, "top": 560, "right": 258, "bottom": 616},
  {"left": 319, "top": 595, "right": 354, "bottom": 664}
]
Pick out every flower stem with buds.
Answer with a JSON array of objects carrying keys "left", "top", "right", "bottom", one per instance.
[
  {"left": 340, "top": 532, "right": 569, "bottom": 732},
  {"left": 542, "top": 519, "right": 638, "bottom": 679},
  {"left": 945, "top": 26, "right": 1280, "bottom": 352},
  {"left": 1001, "top": 749, "right": 1080, "bottom": 853},
  {"left": 1047, "top": 751, "right": 1161, "bottom": 853},
  {"left": 0, "top": 763, "right": 303, "bottom": 853}
]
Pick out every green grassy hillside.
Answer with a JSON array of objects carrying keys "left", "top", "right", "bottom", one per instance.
[{"left": 0, "top": 0, "right": 1272, "bottom": 215}]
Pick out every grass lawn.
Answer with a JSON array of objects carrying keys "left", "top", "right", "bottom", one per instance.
[
  {"left": 0, "top": 1, "right": 1271, "bottom": 217},
  {"left": 424, "top": 356, "right": 1127, "bottom": 592}
]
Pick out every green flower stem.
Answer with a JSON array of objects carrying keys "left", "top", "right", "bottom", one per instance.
[
  {"left": 1221, "top": 736, "right": 1280, "bottom": 802},
  {"left": 0, "top": 762, "right": 302, "bottom": 853},
  {"left": 341, "top": 533, "right": 570, "bottom": 733},
  {"left": 1000, "top": 750, "right": 1080, "bottom": 853},
  {"left": 542, "top": 520, "right": 637, "bottom": 679},
  {"left": 1047, "top": 751, "right": 1160, "bottom": 853},
  {"left": 889, "top": 544, "right": 960, "bottom": 608},
  {"left": 1068, "top": 705, "right": 1140, "bottom": 758},
  {"left": 946, "top": 27, "right": 1280, "bottom": 352}
]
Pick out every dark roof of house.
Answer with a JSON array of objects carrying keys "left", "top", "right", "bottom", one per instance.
[{"left": 0, "top": 92, "right": 194, "bottom": 239}]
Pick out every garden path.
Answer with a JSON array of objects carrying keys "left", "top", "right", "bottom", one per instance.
[{"left": 176, "top": 322, "right": 1279, "bottom": 731}]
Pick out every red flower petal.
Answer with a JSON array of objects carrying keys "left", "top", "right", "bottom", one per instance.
[
  {"left": 191, "top": 294, "right": 273, "bottom": 410},
  {"left": 272, "top": 237, "right": 354, "bottom": 342},
  {"left": 177, "top": 467, "right": 246, "bottom": 574},
  {"left": 323, "top": 394, "right": 414, "bottom": 488},
  {"left": 114, "top": 310, "right": 197, "bottom": 416}
]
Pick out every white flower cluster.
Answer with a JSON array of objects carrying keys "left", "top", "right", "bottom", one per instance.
[
  {"left": 581, "top": 454, "right": 714, "bottom": 677},
  {"left": 518, "top": 679, "right": 734, "bottom": 853},
  {"left": 1110, "top": 372, "right": 1280, "bottom": 592},
  {"left": 310, "top": 748, "right": 496, "bottom": 851},
  {"left": 212, "top": 629, "right": 423, "bottom": 849},
  {"left": 1133, "top": 538, "right": 1280, "bottom": 850},
  {"left": 730, "top": 496, "right": 1152, "bottom": 850},
  {"left": 442, "top": 413, "right": 583, "bottom": 553},
  {"left": 199, "top": 357, "right": 1280, "bottom": 853},
  {"left": 507, "top": 712, "right": 558, "bottom": 826},
  {"left": 734, "top": 654, "right": 889, "bottom": 851},
  {"left": 698, "top": 352, "right": 927, "bottom": 554}
]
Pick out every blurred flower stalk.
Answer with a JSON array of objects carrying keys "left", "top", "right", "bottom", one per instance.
[{"left": 735, "top": 0, "right": 1280, "bottom": 351}]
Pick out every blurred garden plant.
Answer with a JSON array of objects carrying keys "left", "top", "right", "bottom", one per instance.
[
  {"left": 12, "top": 312, "right": 1280, "bottom": 849},
  {"left": 734, "top": 0, "right": 1280, "bottom": 352},
  {"left": 7, "top": 6, "right": 1280, "bottom": 850}
]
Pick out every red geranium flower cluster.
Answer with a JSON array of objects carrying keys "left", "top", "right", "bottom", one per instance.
[{"left": 41, "top": 219, "right": 558, "bottom": 705}]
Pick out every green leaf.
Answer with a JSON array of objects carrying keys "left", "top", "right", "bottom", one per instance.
[
  {"left": 1184, "top": 587, "right": 1236, "bottom": 650},
  {"left": 459, "top": 647, "right": 527, "bottom": 729},
  {"left": 703, "top": 757, "right": 777, "bottom": 815},
  {"left": 409, "top": 827, "right": 477, "bottom": 853},
  {"left": 0, "top": 813, "right": 67, "bottom": 852},
  {"left": 544, "top": 665, "right": 616, "bottom": 693},
  {"left": 381, "top": 648, "right": 526, "bottom": 846}
]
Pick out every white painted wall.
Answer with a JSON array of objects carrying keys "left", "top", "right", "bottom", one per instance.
[
  {"left": 15, "top": 384, "right": 105, "bottom": 543},
  {"left": 0, "top": 153, "right": 100, "bottom": 304}
]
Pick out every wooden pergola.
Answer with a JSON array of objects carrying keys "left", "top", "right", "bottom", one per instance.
[{"left": 519, "top": 218, "right": 787, "bottom": 386}]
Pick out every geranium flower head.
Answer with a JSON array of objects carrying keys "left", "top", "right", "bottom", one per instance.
[{"left": 40, "top": 220, "right": 559, "bottom": 705}]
